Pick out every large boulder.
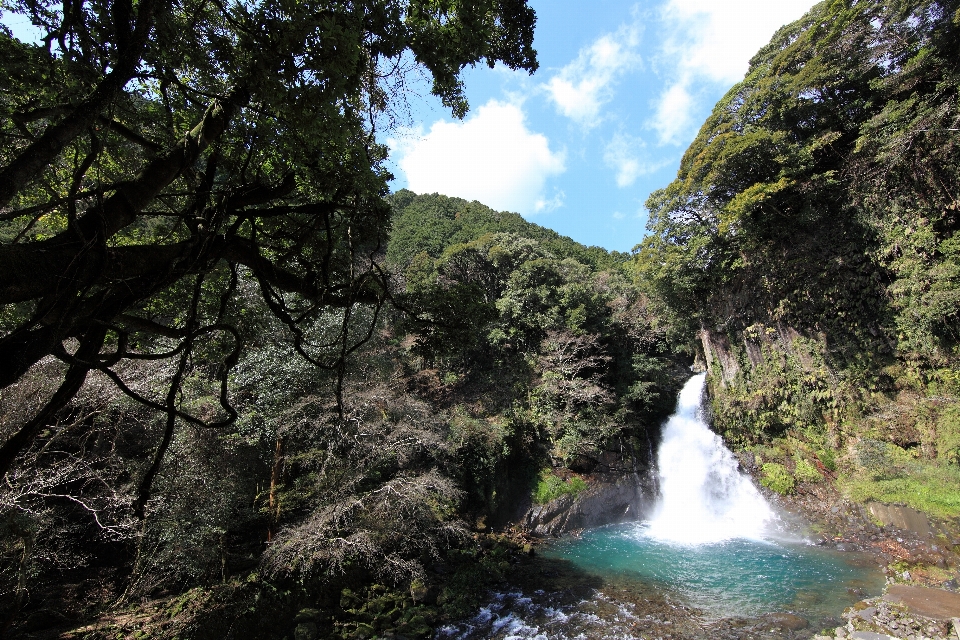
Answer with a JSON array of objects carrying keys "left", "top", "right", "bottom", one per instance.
[{"left": 521, "top": 472, "right": 655, "bottom": 537}]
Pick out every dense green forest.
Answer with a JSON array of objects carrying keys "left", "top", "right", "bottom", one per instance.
[
  {"left": 636, "top": 0, "right": 960, "bottom": 511},
  {"left": 3, "top": 186, "right": 683, "bottom": 637},
  {"left": 2, "top": 0, "right": 960, "bottom": 635},
  {"left": 0, "top": 175, "right": 683, "bottom": 635}
]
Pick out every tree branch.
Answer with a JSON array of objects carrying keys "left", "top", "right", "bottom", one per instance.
[
  {"left": 0, "top": 325, "right": 108, "bottom": 478},
  {"left": 0, "top": 0, "right": 158, "bottom": 207}
]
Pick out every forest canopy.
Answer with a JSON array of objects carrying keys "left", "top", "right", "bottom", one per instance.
[
  {"left": 0, "top": 0, "right": 537, "bottom": 482},
  {"left": 635, "top": 0, "right": 960, "bottom": 367}
]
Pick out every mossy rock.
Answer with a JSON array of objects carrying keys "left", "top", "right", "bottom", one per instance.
[
  {"left": 294, "top": 621, "right": 318, "bottom": 640},
  {"left": 399, "top": 615, "right": 432, "bottom": 638}
]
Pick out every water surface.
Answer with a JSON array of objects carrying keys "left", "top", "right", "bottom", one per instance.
[{"left": 543, "top": 521, "right": 883, "bottom": 621}]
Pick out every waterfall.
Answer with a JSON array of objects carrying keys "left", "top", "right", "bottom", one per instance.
[{"left": 646, "top": 373, "right": 777, "bottom": 545}]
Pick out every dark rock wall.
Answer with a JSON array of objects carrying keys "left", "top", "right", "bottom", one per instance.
[{"left": 520, "top": 472, "right": 656, "bottom": 537}]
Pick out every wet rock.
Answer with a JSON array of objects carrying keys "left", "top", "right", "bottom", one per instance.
[
  {"left": 761, "top": 612, "right": 809, "bottom": 630},
  {"left": 522, "top": 473, "right": 655, "bottom": 537},
  {"left": 868, "top": 503, "right": 933, "bottom": 537},
  {"left": 849, "top": 632, "right": 898, "bottom": 640},
  {"left": 849, "top": 605, "right": 876, "bottom": 623}
]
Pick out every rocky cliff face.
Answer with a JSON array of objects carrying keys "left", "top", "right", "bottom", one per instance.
[
  {"left": 520, "top": 472, "right": 656, "bottom": 537},
  {"left": 699, "top": 324, "right": 816, "bottom": 387}
]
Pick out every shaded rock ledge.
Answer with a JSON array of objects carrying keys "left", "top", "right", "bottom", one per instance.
[{"left": 519, "top": 472, "right": 656, "bottom": 537}]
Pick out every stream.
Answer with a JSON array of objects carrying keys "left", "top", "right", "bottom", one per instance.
[{"left": 438, "top": 374, "right": 884, "bottom": 639}]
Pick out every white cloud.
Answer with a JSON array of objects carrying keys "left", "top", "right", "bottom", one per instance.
[
  {"left": 534, "top": 190, "right": 565, "bottom": 213},
  {"left": 544, "top": 24, "right": 642, "bottom": 128},
  {"left": 650, "top": 81, "right": 695, "bottom": 146},
  {"left": 612, "top": 211, "right": 626, "bottom": 220},
  {"left": 663, "top": 0, "right": 817, "bottom": 83},
  {"left": 650, "top": 0, "right": 818, "bottom": 145},
  {"left": 390, "top": 100, "right": 566, "bottom": 215},
  {"left": 604, "top": 133, "right": 669, "bottom": 186}
]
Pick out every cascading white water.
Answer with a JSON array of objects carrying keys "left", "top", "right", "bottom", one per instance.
[{"left": 646, "top": 373, "right": 777, "bottom": 545}]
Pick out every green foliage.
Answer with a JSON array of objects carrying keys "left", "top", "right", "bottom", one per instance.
[
  {"left": 816, "top": 447, "right": 838, "bottom": 472},
  {"left": 759, "top": 462, "right": 795, "bottom": 495},
  {"left": 0, "top": 0, "right": 542, "bottom": 493},
  {"left": 0, "top": 1, "right": 698, "bottom": 632},
  {"left": 388, "top": 192, "right": 684, "bottom": 466},
  {"left": 707, "top": 330, "right": 849, "bottom": 445},
  {"left": 446, "top": 406, "right": 508, "bottom": 512},
  {"left": 854, "top": 439, "right": 905, "bottom": 481},
  {"left": 634, "top": 0, "right": 960, "bottom": 459},
  {"left": 532, "top": 470, "right": 588, "bottom": 504},
  {"left": 936, "top": 405, "right": 960, "bottom": 465},
  {"left": 634, "top": 0, "right": 898, "bottom": 356},
  {"left": 387, "top": 191, "right": 619, "bottom": 272},
  {"left": 794, "top": 457, "right": 822, "bottom": 484},
  {"left": 841, "top": 455, "right": 960, "bottom": 520},
  {"left": 0, "top": 2, "right": 544, "bottom": 626}
]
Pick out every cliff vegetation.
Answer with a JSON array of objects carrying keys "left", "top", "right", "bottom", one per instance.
[{"left": 635, "top": 0, "right": 960, "bottom": 516}]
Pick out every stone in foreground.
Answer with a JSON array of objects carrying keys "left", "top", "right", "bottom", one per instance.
[
  {"left": 849, "top": 632, "right": 899, "bottom": 640},
  {"left": 883, "top": 585, "right": 960, "bottom": 621}
]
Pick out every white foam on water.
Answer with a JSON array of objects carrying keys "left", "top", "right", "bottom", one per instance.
[
  {"left": 645, "top": 373, "right": 777, "bottom": 545},
  {"left": 435, "top": 589, "right": 646, "bottom": 639}
]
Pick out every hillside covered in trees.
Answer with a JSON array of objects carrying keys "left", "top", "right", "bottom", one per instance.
[
  {"left": 636, "top": 0, "right": 960, "bottom": 511},
  {"left": 0, "top": 183, "right": 684, "bottom": 635}
]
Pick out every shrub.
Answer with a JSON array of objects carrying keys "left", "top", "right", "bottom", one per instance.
[
  {"left": 936, "top": 405, "right": 960, "bottom": 465},
  {"left": 816, "top": 447, "right": 837, "bottom": 472},
  {"left": 532, "top": 470, "right": 587, "bottom": 504},
  {"left": 794, "top": 457, "right": 822, "bottom": 483},
  {"left": 855, "top": 439, "right": 905, "bottom": 480},
  {"left": 841, "top": 461, "right": 960, "bottom": 519},
  {"left": 760, "top": 462, "right": 795, "bottom": 495}
]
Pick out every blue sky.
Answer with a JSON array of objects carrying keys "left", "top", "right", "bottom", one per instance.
[{"left": 385, "top": 0, "right": 820, "bottom": 252}]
